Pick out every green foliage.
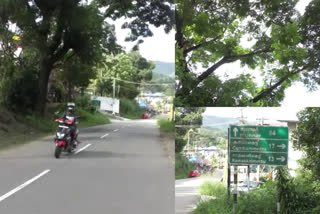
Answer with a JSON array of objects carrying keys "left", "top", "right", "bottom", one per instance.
[
  {"left": 194, "top": 182, "right": 232, "bottom": 214},
  {"left": 157, "top": 119, "right": 174, "bottom": 133},
  {"left": 6, "top": 69, "right": 39, "bottom": 113},
  {"left": 92, "top": 51, "right": 154, "bottom": 99},
  {"left": 119, "top": 98, "right": 144, "bottom": 119},
  {"left": 75, "top": 108, "right": 110, "bottom": 128},
  {"left": 23, "top": 115, "right": 57, "bottom": 133},
  {"left": 292, "top": 108, "right": 320, "bottom": 180},
  {"left": 75, "top": 95, "right": 96, "bottom": 113},
  {"left": 175, "top": 0, "right": 316, "bottom": 107},
  {"left": 237, "top": 181, "right": 277, "bottom": 214},
  {"left": 275, "top": 167, "right": 320, "bottom": 214},
  {"left": 175, "top": 153, "right": 195, "bottom": 179},
  {"left": 175, "top": 107, "right": 205, "bottom": 153}
]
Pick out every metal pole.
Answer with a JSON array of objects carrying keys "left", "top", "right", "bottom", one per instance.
[
  {"left": 227, "top": 128, "right": 231, "bottom": 197},
  {"left": 233, "top": 166, "right": 238, "bottom": 214},
  {"left": 247, "top": 165, "right": 250, "bottom": 193},
  {"left": 112, "top": 78, "right": 115, "bottom": 115}
]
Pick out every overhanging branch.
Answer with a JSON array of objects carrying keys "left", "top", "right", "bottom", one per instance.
[{"left": 251, "top": 66, "right": 307, "bottom": 103}]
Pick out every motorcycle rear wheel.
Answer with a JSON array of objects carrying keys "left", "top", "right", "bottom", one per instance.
[{"left": 54, "top": 146, "right": 62, "bottom": 158}]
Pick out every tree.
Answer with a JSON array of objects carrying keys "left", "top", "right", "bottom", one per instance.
[
  {"left": 92, "top": 51, "right": 155, "bottom": 99},
  {"left": 175, "top": 107, "right": 206, "bottom": 153},
  {"left": 1, "top": 0, "right": 174, "bottom": 116},
  {"left": 292, "top": 107, "right": 320, "bottom": 180},
  {"left": 175, "top": 0, "right": 316, "bottom": 107}
]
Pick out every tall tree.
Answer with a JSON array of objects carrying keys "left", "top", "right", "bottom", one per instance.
[
  {"left": 292, "top": 107, "right": 320, "bottom": 180},
  {"left": 175, "top": 0, "right": 317, "bottom": 107},
  {"left": 93, "top": 51, "right": 155, "bottom": 99},
  {"left": 175, "top": 107, "right": 206, "bottom": 153},
  {"left": 1, "top": 0, "right": 174, "bottom": 116}
]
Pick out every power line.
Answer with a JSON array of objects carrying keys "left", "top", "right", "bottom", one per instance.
[{"left": 113, "top": 78, "right": 174, "bottom": 86}]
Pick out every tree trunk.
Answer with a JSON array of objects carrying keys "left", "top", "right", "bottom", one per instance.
[{"left": 36, "top": 57, "right": 53, "bottom": 117}]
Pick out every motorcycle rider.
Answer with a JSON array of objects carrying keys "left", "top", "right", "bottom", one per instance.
[{"left": 62, "top": 103, "right": 79, "bottom": 147}]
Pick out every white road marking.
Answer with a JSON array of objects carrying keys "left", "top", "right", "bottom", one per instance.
[
  {"left": 75, "top": 144, "right": 92, "bottom": 154},
  {"left": 100, "top": 133, "right": 109, "bottom": 139},
  {"left": 113, "top": 129, "right": 119, "bottom": 132},
  {"left": 0, "top": 169, "right": 50, "bottom": 203}
]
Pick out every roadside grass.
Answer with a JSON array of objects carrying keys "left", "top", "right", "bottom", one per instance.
[
  {"left": 76, "top": 108, "right": 110, "bottom": 128},
  {"left": 193, "top": 181, "right": 278, "bottom": 214},
  {"left": 0, "top": 106, "right": 110, "bottom": 151},
  {"left": 157, "top": 118, "right": 174, "bottom": 132},
  {"left": 175, "top": 152, "right": 195, "bottom": 179},
  {"left": 193, "top": 182, "right": 232, "bottom": 214}
]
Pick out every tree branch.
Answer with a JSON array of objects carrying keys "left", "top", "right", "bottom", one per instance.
[
  {"left": 183, "top": 36, "right": 221, "bottom": 55},
  {"left": 251, "top": 66, "right": 307, "bottom": 103},
  {"left": 197, "top": 47, "right": 271, "bottom": 83}
]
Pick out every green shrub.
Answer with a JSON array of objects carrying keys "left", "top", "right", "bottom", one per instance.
[
  {"left": 194, "top": 182, "right": 232, "bottom": 214},
  {"left": 237, "top": 180, "right": 277, "bottom": 214},
  {"left": 157, "top": 118, "right": 174, "bottom": 132},
  {"left": 175, "top": 153, "right": 195, "bottom": 179},
  {"left": 76, "top": 108, "right": 110, "bottom": 128},
  {"left": 120, "top": 98, "right": 145, "bottom": 119},
  {"left": 75, "top": 95, "right": 95, "bottom": 113},
  {"left": 6, "top": 70, "right": 38, "bottom": 113},
  {"left": 23, "top": 115, "right": 57, "bottom": 133}
]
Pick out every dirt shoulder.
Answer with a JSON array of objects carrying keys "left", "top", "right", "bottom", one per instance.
[{"left": 159, "top": 131, "right": 175, "bottom": 166}]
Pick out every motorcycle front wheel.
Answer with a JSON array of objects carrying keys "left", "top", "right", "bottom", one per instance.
[{"left": 54, "top": 146, "right": 62, "bottom": 158}]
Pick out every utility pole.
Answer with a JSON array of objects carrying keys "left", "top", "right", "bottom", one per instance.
[
  {"left": 112, "top": 78, "right": 116, "bottom": 115},
  {"left": 233, "top": 166, "right": 238, "bottom": 214}
]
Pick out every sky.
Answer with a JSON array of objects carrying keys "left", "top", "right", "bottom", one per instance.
[
  {"left": 107, "top": 17, "right": 175, "bottom": 63},
  {"left": 203, "top": 106, "right": 306, "bottom": 121}
]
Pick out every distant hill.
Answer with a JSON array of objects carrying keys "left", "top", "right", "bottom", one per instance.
[
  {"left": 202, "top": 115, "right": 238, "bottom": 131},
  {"left": 152, "top": 61, "right": 174, "bottom": 78}
]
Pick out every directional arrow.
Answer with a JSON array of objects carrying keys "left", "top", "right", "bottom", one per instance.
[
  {"left": 276, "top": 144, "right": 286, "bottom": 149},
  {"left": 276, "top": 156, "right": 286, "bottom": 162},
  {"left": 233, "top": 128, "right": 238, "bottom": 137}
]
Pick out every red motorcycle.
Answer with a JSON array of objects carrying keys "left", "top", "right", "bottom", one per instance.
[{"left": 54, "top": 117, "right": 79, "bottom": 158}]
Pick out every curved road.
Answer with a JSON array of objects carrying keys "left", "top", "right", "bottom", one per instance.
[{"left": 0, "top": 119, "right": 174, "bottom": 214}]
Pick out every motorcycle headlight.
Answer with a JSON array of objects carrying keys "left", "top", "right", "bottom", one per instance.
[{"left": 57, "top": 133, "right": 65, "bottom": 138}]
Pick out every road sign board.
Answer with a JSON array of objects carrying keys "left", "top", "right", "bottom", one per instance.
[{"left": 229, "top": 125, "right": 288, "bottom": 166}]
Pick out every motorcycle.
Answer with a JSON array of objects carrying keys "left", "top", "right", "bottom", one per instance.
[{"left": 54, "top": 116, "right": 80, "bottom": 158}]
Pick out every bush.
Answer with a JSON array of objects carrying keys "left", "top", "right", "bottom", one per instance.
[
  {"left": 76, "top": 108, "right": 110, "bottom": 128},
  {"left": 6, "top": 70, "right": 39, "bottom": 113},
  {"left": 120, "top": 98, "right": 145, "bottom": 119},
  {"left": 75, "top": 95, "right": 95, "bottom": 113},
  {"left": 175, "top": 153, "right": 195, "bottom": 179},
  {"left": 194, "top": 182, "right": 232, "bottom": 214},
  {"left": 157, "top": 118, "right": 174, "bottom": 132},
  {"left": 23, "top": 115, "right": 57, "bottom": 133},
  {"left": 237, "top": 180, "right": 277, "bottom": 214}
]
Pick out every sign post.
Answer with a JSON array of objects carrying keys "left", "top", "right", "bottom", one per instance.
[
  {"left": 228, "top": 125, "right": 289, "bottom": 214},
  {"left": 229, "top": 125, "right": 289, "bottom": 166}
]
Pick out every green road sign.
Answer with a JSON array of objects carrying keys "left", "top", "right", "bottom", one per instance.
[{"left": 229, "top": 125, "right": 288, "bottom": 166}]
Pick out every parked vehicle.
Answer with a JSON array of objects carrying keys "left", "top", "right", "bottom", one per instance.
[
  {"left": 53, "top": 117, "right": 79, "bottom": 158},
  {"left": 189, "top": 170, "right": 200, "bottom": 177},
  {"left": 141, "top": 113, "right": 149, "bottom": 119}
]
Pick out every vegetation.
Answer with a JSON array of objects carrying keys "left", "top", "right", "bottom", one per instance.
[
  {"left": 175, "top": 152, "right": 195, "bottom": 179},
  {"left": 0, "top": 0, "right": 174, "bottom": 116},
  {"left": 175, "top": 0, "right": 320, "bottom": 107},
  {"left": 157, "top": 118, "right": 174, "bottom": 132},
  {"left": 92, "top": 51, "right": 155, "bottom": 99},
  {"left": 175, "top": 107, "right": 205, "bottom": 153},
  {"left": 119, "top": 98, "right": 145, "bottom": 119}
]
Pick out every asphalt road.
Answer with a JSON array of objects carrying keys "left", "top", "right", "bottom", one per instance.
[
  {"left": 175, "top": 169, "right": 224, "bottom": 214},
  {"left": 0, "top": 119, "right": 174, "bottom": 214}
]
